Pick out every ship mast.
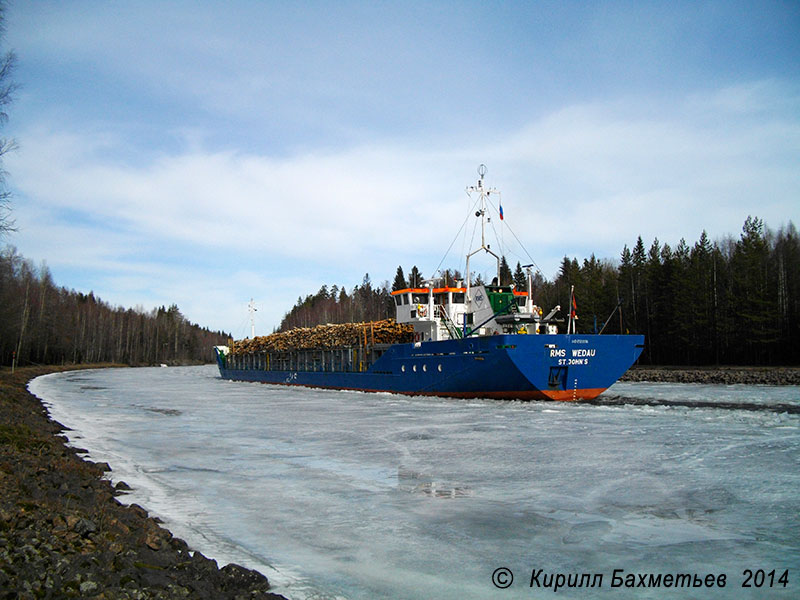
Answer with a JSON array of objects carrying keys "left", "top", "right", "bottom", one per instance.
[{"left": 465, "top": 164, "right": 501, "bottom": 298}]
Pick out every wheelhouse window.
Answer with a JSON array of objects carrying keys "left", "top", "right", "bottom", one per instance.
[{"left": 412, "top": 293, "right": 428, "bottom": 304}]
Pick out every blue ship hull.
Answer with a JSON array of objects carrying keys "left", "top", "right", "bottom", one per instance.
[{"left": 216, "top": 333, "right": 644, "bottom": 401}]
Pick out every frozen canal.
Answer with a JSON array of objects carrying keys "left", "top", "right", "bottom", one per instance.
[{"left": 29, "top": 365, "right": 799, "bottom": 599}]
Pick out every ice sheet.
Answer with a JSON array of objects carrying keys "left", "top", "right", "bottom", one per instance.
[{"left": 29, "top": 366, "right": 800, "bottom": 599}]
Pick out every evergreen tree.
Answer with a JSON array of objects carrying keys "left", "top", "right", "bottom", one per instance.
[
  {"left": 513, "top": 262, "right": 527, "bottom": 290},
  {"left": 408, "top": 266, "right": 423, "bottom": 288},
  {"left": 731, "top": 216, "right": 780, "bottom": 363},
  {"left": 643, "top": 238, "right": 663, "bottom": 362},
  {"left": 618, "top": 245, "right": 634, "bottom": 333},
  {"left": 499, "top": 256, "right": 513, "bottom": 286},
  {"left": 687, "top": 230, "right": 716, "bottom": 363},
  {"left": 579, "top": 255, "right": 619, "bottom": 334},
  {"left": 392, "top": 266, "right": 407, "bottom": 291},
  {"left": 631, "top": 236, "right": 647, "bottom": 334}
]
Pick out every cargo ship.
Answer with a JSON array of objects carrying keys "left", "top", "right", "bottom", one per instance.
[{"left": 215, "top": 166, "right": 644, "bottom": 401}]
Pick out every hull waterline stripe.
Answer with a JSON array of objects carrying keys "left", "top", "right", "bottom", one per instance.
[{"left": 219, "top": 372, "right": 606, "bottom": 402}]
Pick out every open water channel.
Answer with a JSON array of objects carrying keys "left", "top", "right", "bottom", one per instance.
[{"left": 29, "top": 365, "right": 800, "bottom": 599}]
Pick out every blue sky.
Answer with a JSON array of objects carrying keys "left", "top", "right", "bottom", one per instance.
[{"left": 3, "top": 1, "right": 799, "bottom": 337}]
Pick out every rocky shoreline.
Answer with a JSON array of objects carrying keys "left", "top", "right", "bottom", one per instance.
[
  {"left": 0, "top": 365, "right": 286, "bottom": 600},
  {"left": 621, "top": 365, "right": 800, "bottom": 386}
]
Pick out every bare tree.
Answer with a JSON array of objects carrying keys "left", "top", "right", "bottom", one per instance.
[{"left": 0, "top": 2, "right": 17, "bottom": 236}]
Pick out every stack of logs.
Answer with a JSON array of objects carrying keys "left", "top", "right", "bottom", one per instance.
[{"left": 230, "top": 319, "right": 415, "bottom": 355}]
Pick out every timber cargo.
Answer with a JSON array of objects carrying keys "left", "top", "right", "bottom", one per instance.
[
  {"left": 228, "top": 319, "right": 415, "bottom": 353},
  {"left": 215, "top": 166, "right": 644, "bottom": 401},
  {"left": 221, "top": 319, "right": 414, "bottom": 376}
]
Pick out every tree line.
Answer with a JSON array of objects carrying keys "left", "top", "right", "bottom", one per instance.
[
  {"left": 278, "top": 217, "right": 799, "bottom": 366},
  {"left": 537, "top": 216, "right": 799, "bottom": 366},
  {"left": 278, "top": 274, "right": 398, "bottom": 331},
  {"left": 0, "top": 246, "right": 229, "bottom": 367}
]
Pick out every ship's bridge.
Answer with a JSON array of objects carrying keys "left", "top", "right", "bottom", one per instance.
[
  {"left": 392, "top": 284, "right": 537, "bottom": 341},
  {"left": 392, "top": 287, "right": 466, "bottom": 322}
]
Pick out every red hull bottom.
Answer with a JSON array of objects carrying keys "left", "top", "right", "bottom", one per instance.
[{"left": 414, "top": 388, "right": 608, "bottom": 402}]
